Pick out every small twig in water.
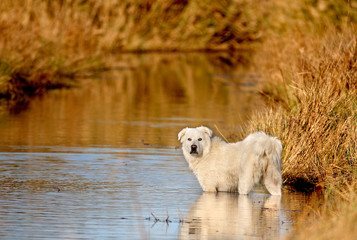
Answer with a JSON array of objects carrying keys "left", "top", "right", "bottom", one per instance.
[
  {"left": 165, "top": 215, "right": 171, "bottom": 224},
  {"left": 177, "top": 208, "right": 185, "bottom": 224},
  {"left": 165, "top": 207, "right": 171, "bottom": 224},
  {"left": 151, "top": 212, "right": 159, "bottom": 223}
]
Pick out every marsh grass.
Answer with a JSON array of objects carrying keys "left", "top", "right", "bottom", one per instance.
[
  {"left": 2, "top": 0, "right": 356, "bottom": 105},
  {"left": 0, "top": 0, "right": 104, "bottom": 104},
  {"left": 0, "top": 0, "right": 261, "bottom": 104},
  {"left": 243, "top": 29, "right": 357, "bottom": 192},
  {"left": 238, "top": 25, "right": 357, "bottom": 239}
]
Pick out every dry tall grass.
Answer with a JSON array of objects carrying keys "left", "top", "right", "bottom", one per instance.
[
  {"left": 0, "top": 0, "right": 260, "bottom": 104},
  {"left": 240, "top": 21, "right": 357, "bottom": 239},
  {"left": 2, "top": 0, "right": 356, "bottom": 105},
  {"left": 243, "top": 29, "right": 357, "bottom": 192},
  {"left": 0, "top": 0, "right": 103, "bottom": 103}
]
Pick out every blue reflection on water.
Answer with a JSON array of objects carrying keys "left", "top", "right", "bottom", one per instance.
[{"left": 0, "top": 146, "right": 200, "bottom": 240}]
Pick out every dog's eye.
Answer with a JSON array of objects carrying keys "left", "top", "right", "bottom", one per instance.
[
  {"left": 198, "top": 138, "right": 202, "bottom": 141},
  {"left": 188, "top": 138, "right": 192, "bottom": 141}
]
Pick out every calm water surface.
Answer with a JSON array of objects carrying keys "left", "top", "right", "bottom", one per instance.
[{"left": 0, "top": 53, "right": 310, "bottom": 239}]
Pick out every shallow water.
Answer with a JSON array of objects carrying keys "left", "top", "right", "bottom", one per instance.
[
  {"left": 0, "top": 53, "right": 309, "bottom": 239},
  {"left": 0, "top": 146, "right": 309, "bottom": 240}
]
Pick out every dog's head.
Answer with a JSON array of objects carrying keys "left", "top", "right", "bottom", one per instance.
[{"left": 178, "top": 126, "right": 213, "bottom": 158}]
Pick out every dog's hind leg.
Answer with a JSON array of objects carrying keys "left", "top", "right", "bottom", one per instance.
[{"left": 263, "top": 163, "right": 282, "bottom": 195}]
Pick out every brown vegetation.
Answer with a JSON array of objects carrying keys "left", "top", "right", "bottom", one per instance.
[
  {"left": 238, "top": 8, "right": 357, "bottom": 239},
  {"left": 2, "top": 0, "right": 356, "bottom": 104},
  {"left": 0, "top": 0, "right": 260, "bottom": 104},
  {"left": 243, "top": 29, "right": 357, "bottom": 192}
]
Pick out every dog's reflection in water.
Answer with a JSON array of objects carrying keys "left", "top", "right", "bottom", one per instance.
[{"left": 180, "top": 192, "right": 281, "bottom": 239}]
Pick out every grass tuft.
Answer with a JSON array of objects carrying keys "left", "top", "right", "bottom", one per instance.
[{"left": 243, "top": 29, "right": 357, "bottom": 192}]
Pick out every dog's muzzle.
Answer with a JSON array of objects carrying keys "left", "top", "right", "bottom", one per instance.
[{"left": 190, "top": 144, "right": 198, "bottom": 154}]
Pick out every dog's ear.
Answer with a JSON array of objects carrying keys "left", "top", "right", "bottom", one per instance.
[
  {"left": 198, "top": 126, "right": 213, "bottom": 138},
  {"left": 178, "top": 128, "right": 188, "bottom": 142}
]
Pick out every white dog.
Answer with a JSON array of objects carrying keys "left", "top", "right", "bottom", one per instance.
[{"left": 178, "top": 126, "right": 282, "bottom": 195}]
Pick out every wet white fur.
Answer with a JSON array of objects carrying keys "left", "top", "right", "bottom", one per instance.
[{"left": 178, "top": 126, "right": 282, "bottom": 195}]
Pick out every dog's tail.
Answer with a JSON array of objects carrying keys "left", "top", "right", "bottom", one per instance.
[
  {"left": 263, "top": 134, "right": 282, "bottom": 195},
  {"left": 263, "top": 134, "right": 282, "bottom": 172},
  {"left": 248, "top": 132, "right": 282, "bottom": 195}
]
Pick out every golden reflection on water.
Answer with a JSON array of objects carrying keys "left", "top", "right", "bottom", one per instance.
[
  {"left": 0, "top": 53, "right": 262, "bottom": 147},
  {"left": 180, "top": 189, "right": 310, "bottom": 240}
]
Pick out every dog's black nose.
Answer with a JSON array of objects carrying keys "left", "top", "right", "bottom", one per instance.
[{"left": 190, "top": 144, "right": 198, "bottom": 154}]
